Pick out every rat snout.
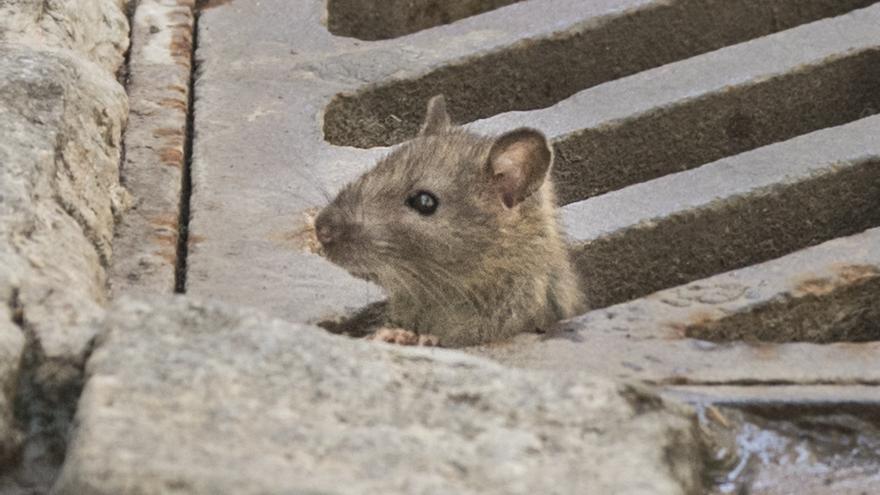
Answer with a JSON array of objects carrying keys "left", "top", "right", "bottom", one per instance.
[
  {"left": 314, "top": 210, "right": 339, "bottom": 248},
  {"left": 314, "top": 207, "right": 352, "bottom": 250}
]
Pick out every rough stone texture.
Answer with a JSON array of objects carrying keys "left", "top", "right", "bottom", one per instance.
[
  {"left": 0, "top": 287, "right": 26, "bottom": 466},
  {"left": 55, "top": 296, "right": 704, "bottom": 495},
  {"left": 0, "top": 44, "right": 128, "bottom": 492},
  {"left": 0, "top": 46, "right": 128, "bottom": 375},
  {"left": 110, "top": 0, "right": 195, "bottom": 297},
  {"left": 467, "top": 227, "right": 880, "bottom": 385},
  {"left": 0, "top": 48, "right": 123, "bottom": 372},
  {"left": 0, "top": 0, "right": 131, "bottom": 487},
  {"left": 0, "top": 0, "right": 130, "bottom": 75}
]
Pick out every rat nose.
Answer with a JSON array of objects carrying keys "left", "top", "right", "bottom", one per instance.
[
  {"left": 314, "top": 208, "right": 342, "bottom": 248},
  {"left": 316, "top": 223, "right": 335, "bottom": 246}
]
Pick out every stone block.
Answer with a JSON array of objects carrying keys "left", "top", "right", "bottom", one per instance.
[{"left": 55, "top": 296, "right": 704, "bottom": 495}]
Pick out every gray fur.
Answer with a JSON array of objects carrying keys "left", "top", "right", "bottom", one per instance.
[{"left": 315, "top": 96, "right": 586, "bottom": 346}]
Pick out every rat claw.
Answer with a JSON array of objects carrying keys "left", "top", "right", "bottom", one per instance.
[
  {"left": 368, "top": 327, "right": 418, "bottom": 345},
  {"left": 393, "top": 330, "right": 418, "bottom": 345},
  {"left": 367, "top": 328, "right": 439, "bottom": 347},
  {"left": 417, "top": 334, "right": 441, "bottom": 347}
]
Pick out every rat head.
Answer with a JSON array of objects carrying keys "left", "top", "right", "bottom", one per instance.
[{"left": 314, "top": 95, "right": 553, "bottom": 298}]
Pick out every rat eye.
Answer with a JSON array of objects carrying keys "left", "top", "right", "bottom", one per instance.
[{"left": 406, "top": 190, "right": 438, "bottom": 216}]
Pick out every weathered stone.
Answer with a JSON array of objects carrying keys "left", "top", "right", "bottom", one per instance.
[
  {"left": 0, "top": 0, "right": 130, "bottom": 75},
  {"left": 0, "top": 0, "right": 130, "bottom": 487},
  {"left": 55, "top": 296, "right": 704, "bottom": 495},
  {"left": 0, "top": 285, "right": 26, "bottom": 466},
  {"left": 0, "top": 46, "right": 128, "bottom": 368}
]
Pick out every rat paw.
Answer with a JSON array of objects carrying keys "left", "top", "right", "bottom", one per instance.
[
  {"left": 367, "top": 328, "right": 440, "bottom": 347},
  {"left": 416, "top": 334, "right": 440, "bottom": 347}
]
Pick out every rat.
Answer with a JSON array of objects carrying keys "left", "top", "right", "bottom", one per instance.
[{"left": 313, "top": 95, "right": 585, "bottom": 347}]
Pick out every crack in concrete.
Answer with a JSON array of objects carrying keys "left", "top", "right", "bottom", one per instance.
[{"left": 174, "top": 6, "right": 199, "bottom": 293}]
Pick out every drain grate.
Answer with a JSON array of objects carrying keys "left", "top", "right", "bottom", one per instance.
[
  {"left": 323, "top": 0, "right": 879, "bottom": 148},
  {"left": 181, "top": 0, "right": 880, "bottom": 399}
]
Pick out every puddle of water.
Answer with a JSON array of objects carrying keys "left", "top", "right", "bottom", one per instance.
[{"left": 700, "top": 406, "right": 880, "bottom": 495}]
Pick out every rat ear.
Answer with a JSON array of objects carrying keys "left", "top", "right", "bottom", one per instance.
[
  {"left": 419, "top": 95, "right": 452, "bottom": 136},
  {"left": 486, "top": 128, "right": 552, "bottom": 208}
]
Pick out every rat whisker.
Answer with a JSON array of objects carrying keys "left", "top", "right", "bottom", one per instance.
[
  {"left": 377, "top": 247, "right": 459, "bottom": 313},
  {"left": 398, "top": 254, "right": 482, "bottom": 313},
  {"left": 420, "top": 259, "right": 486, "bottom": 312},
  {"left": 385, "top": 266, "right": 430, "bottom": 314},
  {"left": 395, "top": 262, "right": 456, "bottom": 311}
]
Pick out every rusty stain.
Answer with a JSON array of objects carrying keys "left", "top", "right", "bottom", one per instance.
[
  {"left": 152, "top": 230, "right": 178, "bottom": 263},
  {"left": 153, "top": 231, "right": 177, "bottom": 246},
  {"left": 749, "top": 343, "right": 779, "bottom": 360},
  {"left": 153, "top": 127, "right": 184, "bottom": 139},
  {"left": 167, "top": 84, "right": 187, "bottom": 94},
  {"left": 159, "top": 98, "right": 188, "bottom": 113},
  {"left": 663, "top": 322, "right": 688, "bottom": 339},
  {"left": 157, "top": 247, "right": 177, "bottom": 264},
  {"left": 150, "top": 215, "right": 180, "bottom": 263},
  {"left": 171, "top": 31, "right": 192, "bottom": 57},
  {"left": 188, "top": 234, "right": 205, "bottom": 246},
  {"left": 836, "top": 263, "right": 880, "bottom": 284},
  {"left": 686, "top": 310, "right": 718, "bottom": 329},
  {"left": 793, "top": 264, "right": 879, "bottom": 297},
  {"left": 170, "top": 28, "right": 193, "bottom": 70},
  {"left": 160, "top": 147, "right": 184, "bottom": 166},
  {"left": 794, "top": 277, "right": 835, "bottom": 297},
  {"left": 150, "top": 214, "right": 179, "bottom": 231}
]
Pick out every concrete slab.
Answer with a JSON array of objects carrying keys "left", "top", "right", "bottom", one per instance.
[
  {"left": 0, "top": 0, "right": 130, "bottom": 489},
  {"left": 0, "top": 287, "right": 25, "bottom": 466},
  {"left": 56, "top": 296, "right": 704, "bottom": 495},
  {"left": 466, "top": 227, "right": 880, "bottom": 385}
]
